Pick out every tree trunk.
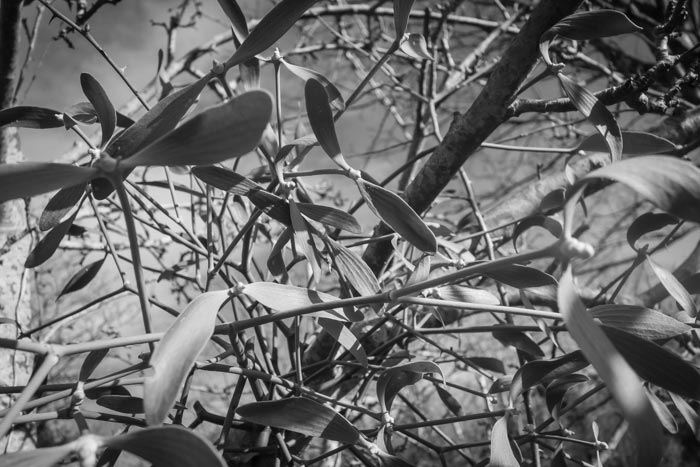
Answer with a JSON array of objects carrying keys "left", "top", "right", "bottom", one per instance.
[{"left": 0, "top": 0, "right": 35, "bottom": 453}]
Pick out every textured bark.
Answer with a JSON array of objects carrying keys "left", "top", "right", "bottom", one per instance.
[
  {"left": 361, "top": 0, "right": 583, "bottom": 274},
  {"left": 0, "top": 0, "right": 34, "bottom": 453}
]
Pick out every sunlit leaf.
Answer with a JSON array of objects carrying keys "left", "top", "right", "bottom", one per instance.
[
  {"left": 0, "top": 106, "right": 63, "bottom": 129},
  {"left": 328, "top": 240, "right": 381, "bottom": 297},
  {"left": 558, "top": 267, "right": 662, "bottom": 467},
  {"left": 216, "top": 0, "right": 248, "bottom": 41},
  {"left": 646, "top": 388, "right": 678, "bottom": 434},
  {"left": 236, "top": 397, "right": 360, "bottom": 444},
  {"left": 669, "top": 392, "right": 700, "bottom": 439},
  {"left": 225, "top": 0, "right": 319, "bottom": 69},
  {"left": 647, "top": 256, "right": 697, "bottom": 317},
  {"left": 103, "top": 425, "right": 226, "bottom": 467},
  {"left": 0, "top": 163, "right": 97, "bottom": 204},
  {"left": 297, "top": 202, "right": 361, "bottom": 234},
  {"left": 489, "top": 413, "right": 519, "bottom": 467},
  {"left": 318, "top": 318, "right": 368, "bottom": 367},
  {"left": 435, "top": 285, "right": 500, "bottom": 305},
  {"left": 144, "top": 290, "right": 229, "bottom": 425},
  {"left": 241, "top": 282, "right": 359, "bottom": 321},
  {"left": 289, "top": 199, "right": 322, "bottom": 280},
  {"left": 626, "top": 212, "right": 679, "bottom": 251},
  {"left": 358, "top": 180, "right": 436, "bottom": 254},
  {"left": 577, "top": 131, "right": 676, "bottom": 155},
  {"left": 305, "top": 78, "right": 350, "bottom": 170},
  {"left": 80, "top": 73, "right": 116, "bottom": 147},
  {"left": 25, "top": 209, "right": 79, "bottom": 268},
  {"left": 39, "top": 183, "right": 85, "bottom": 231},
  {"left": 558, "top": 73, "right": 622, "bottom": 161},
  {"left": 573, "top": 156, "right": 700, "bottom": 224},
  {"left": 590, "top": 304, "right": 691, "bottom": 340},
  {"left": 57, "top": 256, "right": 106, "bottom": 299},
  {"left": 192, "top": 166, "right": 259, "bottom": 195},
  {"left": 283, "top": 60, "right": 344, "bottom": 109},
  {"left": 124, "top": 90, "right": 272, "bottom": 167},
  {"left": 399, "top": 33, "right": 432, "bottom": 60}
]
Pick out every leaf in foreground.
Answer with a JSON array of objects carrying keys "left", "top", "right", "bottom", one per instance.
[
  {"left": 489, "top": 413, "right": 520, "bottom": 467},
  {"left": 558, "top": 267, "right": 662, "bottom": 467},
  {"left": 236, "top": 397, "right": 360, "bottom": 444},
  {"left": 103, "top": 425, "right": 226, "bottom": 467},
  {"left": 0, "top": 163, "right": 97, "bottom": 204},
  {"left": 144, "top": 290, "right": 229, "bottom": 425}
]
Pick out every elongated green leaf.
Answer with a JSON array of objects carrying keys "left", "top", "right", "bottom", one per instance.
[
  {"left": 489, "top": 413, "right": 519, "bottom": 467},
  {"left": 93, "top": 75, "right": 210, "bottom": 199},
  {"left": 318, "top": 318, "right": 368, "bottom": 367},
  {"left": 144, "top": 290, "right": 229, "bottom": 425},
  {"left": 540, "top": 9, "right": 641, "bottom": 65},
  {"left": 80, "top": 73, "right": 116, "bottom": 147},
  {"left": 590, "top": 304, "right": 691, "bottom": 340},
  {"left": 483, "top": 264, "right": 557, "bottom": 289},
  {"left": 626, "top": 212, "right": 678, "bottom": 251},
  {"left": 124, "top": 90, "right": 272, "bottom": 167},
  {"left": 577, "top": 131, "right": 676, "bottom": 155},
  {"left": 492, "top": 328, "right": 545, "bottom": 359},
  {"left": 68, "top": 102, "right": 134, "bottom": 128},
  {"left": 96, "top": 395, "right": 144, "bottom": 414},
  {"left": 435, "top": 285, "right": 500, "bottom": 305},
  {"left": 647, "top": 388, "right": 678, "bottom": 434},
  {"left": 376, "top": 361, "right": 444, "bottom": 413},
  {"left": 242, "top": 282, "right": 359, "bottom": 321},
  {"left": 603, "top": 325, "right": 700, "bottom": 401},
  {"left": 0, "top": 106, "right": 63, "bottom": 129},
  {"left": 39, "top": 183, "right": 85, "bottom": 231},
  {"left": 78, "top": 349, "right": 109, "bottom": 382},
  {"left": 248, "top": 189, "right": 292, "bottom": 224},
  {"left": 393, "top": 0, "right": 415, "bottom": 39},
  {"left": 0, "top": 163, "right": 97, "bottom": 204},
  {"left": 57, "top": 257, "right": 105, "bottom": 299},
  {"left": 103, "top": 425, "right": 226, "bottom": 467},
  {"left": 669, "top": 392, "right": 700, "bottom": 438},
  {"left": 192, "top": 166, "right": 259, "bottom": 195},
  {"left": 647, "top": 256, "right": 697, "bottom": 317},
  {"left": 558, "top": 267, "right": 662, "bottom": 467},
  {"left": 25, "top": 209, "right": 79, "bottom": 268},
  {"left": 0, "top": 444, "right": 74, "bottom": 467},
  {"left": 267, "top": 227, "right": 292, "bottom": 278},
  {"left": 283, "top": 60, "right": 344, "bottom": 109},
  {"left": 305, "top": 79, "right": 350, "bottom": 170},
  {"left": 558, "top": 73, "right": 622, "bottom": 161},
  {"left": 297, "top": 202, "right": 361, "bottom": 234},
  {"left": 358, "top": 180, "right": 436, "bottom": 253},
  {"left": 216, "top": 0, "right": 248, "bottom": 41},
  {"left": 574, "top": 156, "right": 700, "bottom": 224},
  {"left": 436, "top": 384, "right": 462, "bottom": 416},
  {"left": 225, "top": 0, "right": 319, "bottom": 68},
  {"left": 509, "top": 351, "right": 588, "bottom": 402},
  {"left": 399, "top": 33, "right": 432, "bottom": 60},
  {"left": 469, "top": 357, "right": 505, "bottom": 374},
  {"left": 236, "top": 397, "right": 360, "bottom": 444},
  {"left": 289, "top": 199, "right": 322, "bottom": 280},
  {"left": 328, "top": 240, "right": 381, "bottom": 297}
]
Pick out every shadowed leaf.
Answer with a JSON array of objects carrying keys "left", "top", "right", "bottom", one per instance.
[
  {"left": 510, "top": 351, "right": 588, "bottom": 402},
  {"left": 558, "top": 73, "right": 622, "bottom": 161},
  {"left": 358, "top": 180, "right": 436, "bottom": 253},
  {"left": 236, "top": 397, "right": 360, "bottom": 444},
  {"left": 57, "top": 257, "right": 105, "bottom": 299},
  {"left": 669, "top": 392, "right": 700, "bottom": 438},
  {"left": 25, "top": 209, "right": 79, "bottom": 268},
  {"left": 297, "top": 203, "right": 361, "bottom": 234},
  {"left": 305, "top": 79, "right": 350, "bottom": 170},
  {"left": 144, "top": 291, "right": 229, "bottom": 425},
  {"left": 626, "top": 212, "right": 678, "bottom": 251},
  {"left": 124, "top": 90, "right": 272, "bottom": 167},
  {"left": 492, "top": 328, "right": 544, "bottom": 359},
  {"left": 192, "top": 166, "right": 259, "bottom": 195},
  {"left": 393, "top": 0, "right": 415, "bottom": 39},
  {"left": 97, "top": 395, "right": 145, "bottom": 414},
  {"left": 80, "top": 73, "right": 117, "bottom": 147},
  {"left": 79, "top": 349, "right": 109, "bottom": 382},
  {"left": 376, "top": 361, "right": 444, "bottom": 413},
  {"left": 512, "top": 215, "right": 562, "bottom": 251},
  {"left": 290, "top": 199, "right": 322, "bottom": 281},
  {"left": 0, "top": 106, "right": 63, "bottom": 129},
  {"left": 39, "top": 183, "right": 86, "bottom": 231},
  {"left": 545, "top": 374, "right": 589, "bottom": 417},
  {"left": 318, "top": 318, "right": 368, "bottom": 367},
  {"left": 283, "top": 60, "right": 344, "bottom": 109},
  {"left": 483, "top": 264, "right": 557, "bottom": 289},
  {"left": 0, "top": 163, "right": 97, "bottom": 204},
  {"left": 103, "top": 425, "right": 226, "bottom": 467},
  {"left": 216, "top": 0, "right": 248, "bottom": 41},
  {"left": 590, "top": 304, "right": 691, "bottom": 340}
]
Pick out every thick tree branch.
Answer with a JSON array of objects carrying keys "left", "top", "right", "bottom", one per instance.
[{"left": 361, "top": 0, "right": 583, "bottom": 273}]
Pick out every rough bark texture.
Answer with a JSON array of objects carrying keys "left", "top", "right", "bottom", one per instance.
[
  {"left": 361, "top": 0, "right": 583, "bottom": 274},
  {"left": 0, "top": 0, "right": 34, "bottom": 453}
]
